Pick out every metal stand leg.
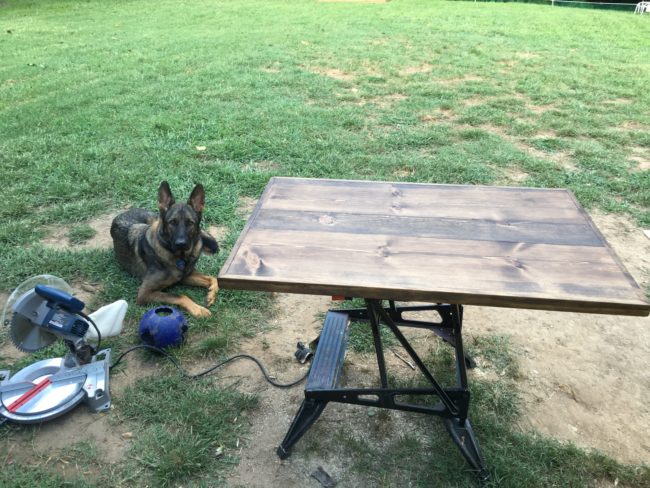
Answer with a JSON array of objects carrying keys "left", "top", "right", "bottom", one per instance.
[
  {"left": 367, "top": 301, "right": 389, "bottom": 388},
  {"left": 277, "top": 399, "right": 328, "bottom": 459}
]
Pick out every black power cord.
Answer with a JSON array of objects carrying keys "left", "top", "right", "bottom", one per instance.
[
  {"left": 79, "top": 311, "right": 102, "bottom": 354},
  {"left": 109, "top": 344, "right": 309, "bottom": 388}
]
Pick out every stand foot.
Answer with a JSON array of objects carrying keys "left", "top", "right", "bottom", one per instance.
[
  {"left": 443, "top": 418, "right": 489, "bottom": 482},
  {"left": 277, "top": 399, "right": 327, "bottom": 459}
]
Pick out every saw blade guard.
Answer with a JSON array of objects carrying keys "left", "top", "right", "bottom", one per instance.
[
  {"left": 2, "top": 275, "right": 73, "bottom": 332},
  {"left": 5, "top": 279, "right": 90, "bottom": 353}
]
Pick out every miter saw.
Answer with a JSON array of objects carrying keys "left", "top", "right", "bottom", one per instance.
[{"left": 0, "top": 277, "right": 113, "bottom": 424}]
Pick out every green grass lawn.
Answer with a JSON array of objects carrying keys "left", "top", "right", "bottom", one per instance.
[{"left": 1, "top": 0, "right": 649, "bottom": 486}]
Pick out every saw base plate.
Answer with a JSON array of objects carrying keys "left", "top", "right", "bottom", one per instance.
[{"left": 0, "top": 349, "right": 111, "bottom": 424}]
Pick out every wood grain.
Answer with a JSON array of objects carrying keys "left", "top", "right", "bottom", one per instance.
[{"left": 219, "top": 177, "right": 650, "bottom": 316}]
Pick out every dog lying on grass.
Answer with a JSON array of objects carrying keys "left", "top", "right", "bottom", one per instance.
[{"left": 111, "top": 181, "right": 219, "bottom": 318}]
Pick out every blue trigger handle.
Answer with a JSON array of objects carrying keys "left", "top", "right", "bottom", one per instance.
[{"left": 35, "top": 285, "right": 85, "bottom": 313}]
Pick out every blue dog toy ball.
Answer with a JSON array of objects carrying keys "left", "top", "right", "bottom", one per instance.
[{"left": 139, "top": 306, "right": 188, "bottom": 348}]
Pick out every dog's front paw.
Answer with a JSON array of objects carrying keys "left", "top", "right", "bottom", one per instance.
[
  {"left": 206, "top": 279, "right": 219, "bottom": 307},
  {"left": 190, "top": 304, "right": 211, "bottom": 318}
]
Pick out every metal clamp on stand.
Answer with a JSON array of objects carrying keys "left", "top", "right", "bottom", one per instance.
[{"left": 294, "top": 342, "right": 314, "bottom": 364}]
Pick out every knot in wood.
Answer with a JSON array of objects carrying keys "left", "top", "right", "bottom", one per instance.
[
  {"left": 378, "top": 245, "right": 390, "bottom": 258},
  {"left": 318, "top": 214, "right": 335, "bottom": 225}
]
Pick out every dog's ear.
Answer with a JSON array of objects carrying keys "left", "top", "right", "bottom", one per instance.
[
  {"left": 188, "top": 184, "right": 205, "bottom": 214},
  {"left": 158, "top": 181, "right": 175, "bottom": 213}
]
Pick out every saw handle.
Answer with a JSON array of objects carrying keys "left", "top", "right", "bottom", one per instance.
[{"left": 35, "top": 285, "right": 85, "bottom": 313}]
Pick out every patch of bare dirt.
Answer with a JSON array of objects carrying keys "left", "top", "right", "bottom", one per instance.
[
  {"left": 319, "top": 0, "right": 388, "bottom": 3},
  {"left": 549, "top": 151, "right": 577, "bottom": 170},
  {"left": 630, "top": 147, "right": 650, "bottom": 172},
  {"left": 207, "top": 225, "right": 229, "bottom": 242},
  {"left": 604, "top": 98, "right": 632, "bottom": 106},
  {"left": 2, "top": 409, "right": 129, "bottom": 467},
  {"left": 306, "top": 67, "right": 355, "bottom": 82},
  {"left": 500, "top": 167, "right": 530, "bottom": 184},
  {"left": 535, "top": 130, "right": 558, "bottom": 139},
  {"left": 419, "top": 108, "right": 453, "bottom": 123},
  {"left": 472, "top": 124, "right": 577, "bottom": 173},
  {"left": 41, "top": 211, "right": 124, "bottom": 250},
  {"left": 462, "top": 95, "right": 491, "bottom": 108},
  {"left": 399, "top": 63, "right": 433, "bottom": 76},
  {"left": 620, "top": 121, "right": 646, "bottom": 131},
  {"left": 437, "top": 75, "right": 484, "bottom": 86},
  {"left": 70, "top": 280, "right": 104, "bottom": 310},
  {"left": 367, "top": 37, "right": 389, "bottom": 46},
  {"left": 631, "top": 157, "right": 650, "bottom": 172},
  {"left": 355, "top": 93, "right": 406, "bottom": 108},
  {"left": 223, "top": 294, "right": 331, "bottom": 487},
  {"left": 528, "top": 103, "right": 555, "bottom": 115},
  {"left": 497, "top": 59, "right": 518, "bottom": 73},
  {"left": 243, "top": 160, "right": 281, "bottom": 173},
  {"left": 515, "top": 51, "right": 540, "bottom": 60},
  {"left": 305, "top": 62, "right": 382, "bottom": 84},
  {"left": 260, "top": 66, "right": 281, "bottom": 74},
  {"left": 392, "top": 166, "right": 416, "bottom": 179},
  {"left": 238, "top": 196, "right": 258, "bottom": 220},
  {"left": 223, "top": 294, "right": 434, "bottom": 488}
]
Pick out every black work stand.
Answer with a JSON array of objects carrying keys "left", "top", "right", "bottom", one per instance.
[{"left": 277, "top": 299, "right": 489, "bottom": 484}]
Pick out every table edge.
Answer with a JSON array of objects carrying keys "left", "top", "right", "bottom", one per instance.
[{"left": 217, "top": 276, "right": 650, "bottom": 317}]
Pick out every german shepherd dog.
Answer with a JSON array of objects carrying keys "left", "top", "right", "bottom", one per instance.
[{"left": 110, "top": 181, "right": 219, "bottom": 318}]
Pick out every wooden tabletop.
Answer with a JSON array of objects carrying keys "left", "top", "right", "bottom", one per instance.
[{"left": 218, "top": 177, "right": 650, "bottom": 316}]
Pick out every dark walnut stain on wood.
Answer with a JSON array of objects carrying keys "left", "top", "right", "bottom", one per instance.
[{"left": 219, "top": 177, "right": 650, "bottom": 317}]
